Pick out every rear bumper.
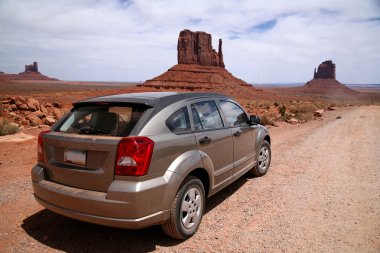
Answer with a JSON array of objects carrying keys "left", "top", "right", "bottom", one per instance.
[{"left": 32, "top": 165, "right": 182, "bottom": 229}]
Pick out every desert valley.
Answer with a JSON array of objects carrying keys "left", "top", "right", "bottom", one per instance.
[{"left": 0, "top": 29, "right": 379, "bottom": 252}]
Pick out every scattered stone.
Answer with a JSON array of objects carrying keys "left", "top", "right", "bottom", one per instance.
[
  {"left": 317, "top": 117, "right": 323, "bottom": 121},
  {"left": 26, "top": 114, "right": 42, "bottom": 126},
  {"left": 26, "top": 98, "right": 40, "bottom": 111},
  {"left": 9, "top": 112, "right": 16, "bottom": 118},
  {"left": 53, "top": 108, "right": 64, "bottom": 120},
  {"left": 11, "top": 104, "right": 17, "bottom": 111},
  {"left": 32, "top": 110, "right": 45, "bottom": 119},
  {"left": 328, "top": 106, "right": 338, "bottom": 111},
  {"left": 287, "top": 118, "right": 299, "bottom": 125},
  {"left": 336, "top": 116, "right": 342, "bottom": 119},
  {"left": 43, "top": 116, "right": 56, "bottom": 126},
  {"left": 40, "top": 104, "right": 48, "bottom": 114},
  {"left": 18, "top": 104, "right": 28, "bottom": 110},
  {"left": 53, "top": 102, "right": 62, "bottom": 108},
  {"left": 10, "top": 122, "right": 19, "bottom": 128},
  {"left": 271, "top": 121, "right": 279, "bottom": 127},
  {"left": 314, "top": 109, "right": 324, "bottom": 117}
]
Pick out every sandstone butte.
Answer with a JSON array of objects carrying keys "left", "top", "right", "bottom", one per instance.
[
  {"left": 301, "top": 60, "right": 358, "bottom": 96},
  {"left": 0, "top": 62, "right": 58, "bottom": 81},
  {"left": 139, "top": 29, "right": 275, "bottom": 100}
]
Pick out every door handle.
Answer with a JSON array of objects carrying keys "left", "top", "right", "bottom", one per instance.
[
  {"left": 234, "top": 131, "right": 241, "bottom": 137},
  {"left": 199, "top": 136, "right": 212, "bottom": 144}
]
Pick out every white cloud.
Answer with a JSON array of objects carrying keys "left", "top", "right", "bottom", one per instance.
[{"left": 0, "top": 0, "right": 379, "bottom": 83}]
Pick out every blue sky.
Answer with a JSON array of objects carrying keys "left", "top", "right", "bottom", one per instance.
[{"left": 0, "top": 0, "right": 379, "bottom": 84}]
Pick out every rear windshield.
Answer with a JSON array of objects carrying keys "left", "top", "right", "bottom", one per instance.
[{"left": 56, "top": 104, "right": 147, "bottom": 136}]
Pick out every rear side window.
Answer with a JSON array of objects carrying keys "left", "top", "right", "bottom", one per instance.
[
  {"left": 220, "top": 100, "right": 249, "bottom": 127},
  {"left": 57, "top": 105, "right": 147, "bottom": 136},
  {"left": 191, "top": 101, "right": 224, "bottom": 130},
  {"left": 166, "top": 107, "right": 191, "bottom": 134}
]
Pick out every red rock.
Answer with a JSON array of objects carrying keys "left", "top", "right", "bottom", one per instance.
[
  {"left": 52, "top": 102, "right": 62, "bottom": 108},
  {"left": 40, "top": 104, "right": 48, "bottom": 114},
  {"left": 287, "top": 118, "right": 299, "bottom": 124},
  {"left": 32, "top": 110, "right": 45, "bottom": 119},
  {"left": 26, "top": 114, "right": 42, "bottom": 126},
  {"left": 25, "top": 62, "right": 38, "bottom": 72},
  {"left": 18, "top": 104, "right": 28, "bottom": 110},
  {"left": 43, "top": 116, "right": 56, "bottom": 126},
  {"left": 26, "top": 98, "right": 40, "bottom": 111},
  {"left": 314, "top": 109, "right": 324, "bottom": 117},
  {"left": 177, "top": 29, "right": 224, "bottom": 68},
  {"left": 53, "top": 108, "right": 64, "bottom": 120},
  {"left": 314, "top": 60, "right": 336, "bottom": 79}
]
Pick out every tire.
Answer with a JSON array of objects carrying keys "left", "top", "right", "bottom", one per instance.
[
  {"left": 249, "top": 140, "right": 271, "bottom": 177},
  {"left": 162, "top": 176, "right": 205, "bottom": 239}
]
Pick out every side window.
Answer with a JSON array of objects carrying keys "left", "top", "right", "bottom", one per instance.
[
  {"left": 191, "top": 101, "right": 224, "bottom": 130},
  {"left": 220, "top": 100, "right": 249, "bottom": 127},
  {"left": 166, "top": 107, "right": 191, "bottom": 134}
]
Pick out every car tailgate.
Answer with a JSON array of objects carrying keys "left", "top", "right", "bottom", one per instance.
[{"left": 42, "top": 132, "right": 120, "bottom": 192}]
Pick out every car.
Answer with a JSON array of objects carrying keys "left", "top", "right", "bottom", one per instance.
[{"left": 32, "top": 92, "right": 271, "bottom": 239}]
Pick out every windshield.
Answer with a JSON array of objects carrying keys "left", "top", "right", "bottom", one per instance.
[{"left": 57, "top": 105, "right": 147, "bottom": 136}]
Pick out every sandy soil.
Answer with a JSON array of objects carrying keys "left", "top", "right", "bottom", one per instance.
[{"left": 0, "top": 105, "right": 379, "bottom": 252}]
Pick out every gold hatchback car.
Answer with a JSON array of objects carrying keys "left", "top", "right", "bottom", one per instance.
[{"left": 32, "top": 92, "right": 271, "bottom": 239}]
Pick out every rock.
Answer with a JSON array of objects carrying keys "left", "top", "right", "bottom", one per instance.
[
  {"left": 9, "top": 112, "right": 16, "bottom": 118},
  {"left": 26, "top": 98, "right": 40, "bottom": 111},
  {"left": 336, "top": 116, "right": 342, "bottom": 119},
  {"left": 317, "top": 117, "right": 323, "bottom": 121},
  {"left": 10, "top": 122, "right": 19, "bottom": 128},
  {"left": 314, "top": 109, "right": 324, "bottom": 117},
  {"left": 271, "top": 121, "right": 279, "bottom": 127},
  {"left": 40, "top": 104, "right": 48, "bottom": 114},
  {"left": 43, "top": 116, "right": 56, "bottom": 126},
  {"left": 328, "top": 106, "right": 338, "bottom": 111},
  {"left": 53, "top": 108, "right": 64, "bottom": 120},
  {"left": 44, "top": 103, "right": 53, "bottom": 107},
  {"left": 11, "top": 104, "right": 17, "bottom": 111},
  {"left": 287, "top": 118, "right": 299, "bottom": 124},
  {"left": 314, "top": 60, "right": 336, "bottom": 79},
  {"left": 25, "top": 62, "right": 38, "bottom": 72},
  {"left": 53, "top": 102, "right": 62, "bottom": 108},
  {"left": 1, "top": 99, "right": 12, "bottom": 104},
  {"left": 26, "top": 114, "right": 42, "bottom": 126},
  {"left": 32, "top": 110, "right": 45, "bottom": 119},
  {"left": 15, "top": 96, "right": 26, "bottom": 103},
  {"left": 18, "top": 103, "right": 28, "bottom": 110},
  {"left": 177, "top": 29, "right": 224, "bottom": 68}
]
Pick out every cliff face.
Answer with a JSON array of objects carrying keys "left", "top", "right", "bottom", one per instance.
[
  {"left": 313, "top": 60, "right": 336, "bottom": 79},
  {"left": 177, "top": 29, "right": 225, "bottom": 68}
]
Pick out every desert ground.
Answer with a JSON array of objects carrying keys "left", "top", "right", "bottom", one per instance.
[{"left": 0, "top": 81, "right": 379, "bottom": 252}]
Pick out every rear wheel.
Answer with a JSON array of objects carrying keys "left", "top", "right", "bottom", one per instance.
[
  {"left": 162, "top": 176, "right": 205, "bottom": 239},
  {"left": 249, "top": 140, "right": 271, "bottom": 176}
]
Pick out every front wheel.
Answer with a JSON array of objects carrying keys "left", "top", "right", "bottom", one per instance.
[
  {"left": 249, "top": 140, "right": 271, "bottom": 177},
  {"left": 162, "top": 176, "right": 205, "bottom": 239}
]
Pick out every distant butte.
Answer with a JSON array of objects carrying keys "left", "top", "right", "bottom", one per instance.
[
  {"left": 139, "top": 29, "right": 272, "bottom": 99},
  {"left": 301, "top": 60, "right": 357, "bottom": 96},
  {"left": 0, "top": 61, "right": 58, "bottom": 81}
]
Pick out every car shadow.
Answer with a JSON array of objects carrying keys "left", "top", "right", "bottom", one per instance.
[{"left": 22, "top": 177, "right": 249, "bottom": 252}]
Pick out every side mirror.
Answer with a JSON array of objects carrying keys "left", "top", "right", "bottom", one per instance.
[{"left": 250, "top": 115, "right": 260, "bottom": 125}]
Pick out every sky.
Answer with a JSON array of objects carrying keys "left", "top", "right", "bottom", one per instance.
[{"left": 0, "top": 0, "right": 379, "bottom": 84}]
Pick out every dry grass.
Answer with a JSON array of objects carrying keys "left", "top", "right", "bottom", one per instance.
[{"left": 0, "top": 119, "right": 19, "bottom": 136}]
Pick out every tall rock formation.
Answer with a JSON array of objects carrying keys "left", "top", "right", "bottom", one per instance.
[
  {"left": 138, "top": 29, "right": 275, "bottom": 100},
  {"left": 25, "top": 62, "right": 39, "bottom": 72},
  {"left": 313, "top": 60, "right": 336, "bottom": 79},
  {"left": 0, "top": 61, "right": 57, "bottom": 81},
  {"left": 177, "top": 29, "right": 225, "bottom": 68}
]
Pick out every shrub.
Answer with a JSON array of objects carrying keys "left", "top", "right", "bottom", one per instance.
[
  {"left": 278, "top": 105, "right": 286, "bottom": 117},
  {"left": 274, "top": 102, "right": 279, "bottom": 107},
  {"left": 0, "top": 119, "right": 19, "bottom": 136}
]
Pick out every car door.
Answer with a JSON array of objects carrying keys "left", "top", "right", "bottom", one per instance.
[
  {"left": 219, "top": 100, "right": 257, "bottom": 177},
  {"left": 190, "top": 99, "right": 234, "bottom": 188}
]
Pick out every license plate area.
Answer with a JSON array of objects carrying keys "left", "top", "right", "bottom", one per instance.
[{"left": 64, "top": 149, "right": 86, "bottom": 166}]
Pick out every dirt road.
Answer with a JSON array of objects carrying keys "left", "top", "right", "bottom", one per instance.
[{"left": 0, "top": 106, "right": 379, "bottom": 252}]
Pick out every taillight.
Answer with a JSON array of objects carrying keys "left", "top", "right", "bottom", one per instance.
[
  {"left": 37, "top": 130, "right": 51, "bottom": 163},
  {"left": 115, "top": 137, "right": 154, "bottom": 176}
]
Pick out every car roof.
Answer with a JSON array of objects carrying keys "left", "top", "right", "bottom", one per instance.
[{"left": 73, "top": 92, "right": 230, "bottom": 107}]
